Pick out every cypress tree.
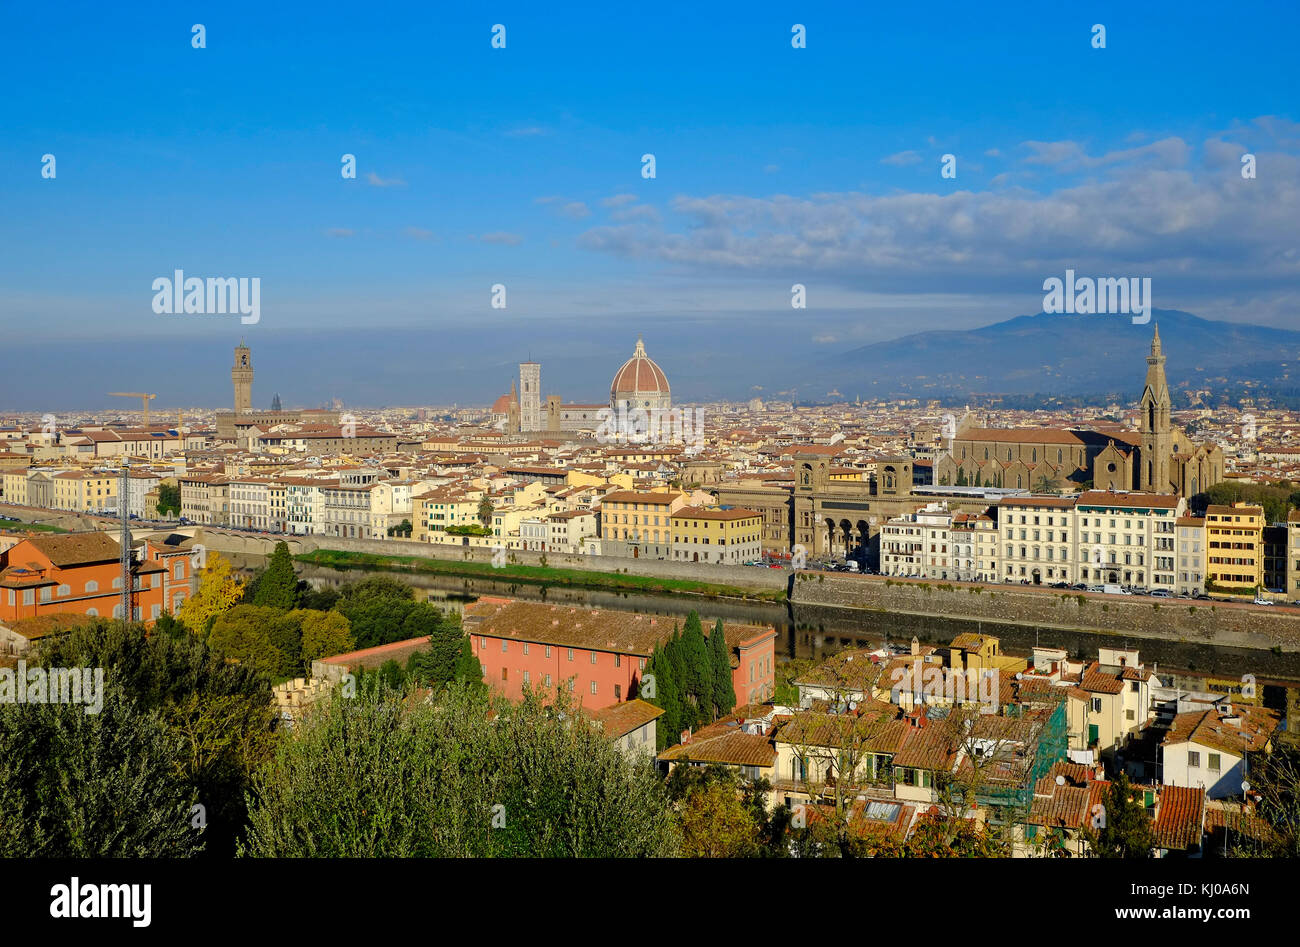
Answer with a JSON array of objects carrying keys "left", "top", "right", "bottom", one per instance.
[
  {"left": 253, "top": 541, "right": 299, "bottom": 610},
  {"left": 709, "top": 619, "right": 736, "bottom": 719},
  {"left": 680, "top": 611, "right": 712, "bottom": 727}
]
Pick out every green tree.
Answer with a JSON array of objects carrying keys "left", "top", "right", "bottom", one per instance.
[
  {"left": 252, "top": 541, "right": 299, "bottom": 610},
  {"left": 295, "top": 608, "right": 355, "bottom": 665},
  {"left": 27, "top": 619, "right": 276, "bottom": 857},
  {"left": 709, "top": 618, "right": 736, "bottom": 719},
  {"left": 298, "top": 584, "right": 340, "bottom": 611},
  {"left": 240, "top": 683, "right": 677, "bottom": 857},
  {"left": 454, "top": 636, "right": 485, "bottom": 692},
  {"left": 1083, "top": 773, "right": 1155, "bottom": 858},
  {"left": 208, "top": 605, "right": 303, "bottom": 678},
  {"left": 679, "top": 612, "right": 712, "bottom": 727},
  {"left": 335, "top": 575, "right": 417, "bottom": 649},
  {"left": 157, "top": 482, "right": 181, "bottom": 517},
  {"left": 0, "top": 690, "right": 203, "bottom": 857},
  {"left": 477, "top": 496, "right": 495, "bottom": 529}
]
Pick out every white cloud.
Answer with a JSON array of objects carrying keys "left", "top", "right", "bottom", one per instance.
[
  {"left": 881, "top": 150, "right": 923, "bottom": 166},
  {"left": 478, "top": 232, "right": 524, "bottom": 246},
  {"left": 366, "top": 172, "right": 407, "bottom": 188}
]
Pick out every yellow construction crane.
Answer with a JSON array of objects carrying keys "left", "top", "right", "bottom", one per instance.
[{"left": 108, "top": 392, "right": 157, "bottom": 427}]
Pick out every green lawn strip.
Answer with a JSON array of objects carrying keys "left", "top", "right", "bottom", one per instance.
[
  {"left": 0, "top": 519, "right": 70, "bottom": 533},
  {"left": 294, "top": 548, "right": 787, "bottom": 602}
]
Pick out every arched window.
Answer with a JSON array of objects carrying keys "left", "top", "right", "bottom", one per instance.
[
  {"left": 85, "top": 580, "right": 99, "bottom": 593},
  {"left": 58, "top": 585, "right": 70, "bottom": 597},
  {"left": 86, "top": 608, "right": 99, "bottom": 616}
]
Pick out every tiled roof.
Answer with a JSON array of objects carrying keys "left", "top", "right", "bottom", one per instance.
[
  {"left": 588, "top": 699, "right": 664, "bottom": 740},
  {"left": 18, "top": 531, "right": 121, "bottom": 568},
  {"left": 658, "top": 727, "right": 775, "bottom": 768},
  {"left": 1152, "top": 785, "right": 1205, "bottom": 851},
  {"left": 463, "top": 598, "right": 773, "bottom": 656}
]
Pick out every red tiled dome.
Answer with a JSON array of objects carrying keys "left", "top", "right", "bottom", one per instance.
[
  {"left": 610, "top": 337, "right": 670, "bottom": 398},
  {"left": 491, "top": 392, "right": 513, "bottom": 414}
]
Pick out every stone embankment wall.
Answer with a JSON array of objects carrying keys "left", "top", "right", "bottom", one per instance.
[
  {"left": 193, "top": 528, "right": 791, "bottom": 592},
  {"left": 791, "top": 572, "right": 1300, "bottom": 653}
]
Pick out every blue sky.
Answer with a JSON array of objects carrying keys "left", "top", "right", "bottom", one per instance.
[{"left": 1, "top": 1, "right": 1297, "bottom": 407}]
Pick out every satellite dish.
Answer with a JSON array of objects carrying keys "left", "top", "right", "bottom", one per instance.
[
  {"left": 1015, "top": 672, "right": 1023, "bottom": 680},
  {"left": 1055, "top": 774, "right": 1066, "bottom": 786},
  {"left": 1241, "top": 781, "right": 1251, "bottom": 793}
]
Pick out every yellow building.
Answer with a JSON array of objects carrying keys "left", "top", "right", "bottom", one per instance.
[
  {"left": 1205, "top": 502, "right": 1264, "bottom": 598},
  {"left": 51, "top": 470, "right": 118, "bottom": 513},
  {"left": 2, "top": 470, "right": 29, "bottom": 507},
  {"left": 670, "top": 506, "right": 763, "bottom": 565},
  {"left": 414, "top": 488, "right": 485, "bottom": 543}
]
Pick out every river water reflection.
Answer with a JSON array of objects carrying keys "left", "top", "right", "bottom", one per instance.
[{"left": 292, "top": 563, "right": 1300, "bottom": 691}]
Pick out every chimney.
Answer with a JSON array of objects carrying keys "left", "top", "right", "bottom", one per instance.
[{"left": 681, "top": 728, "right": 692, "bottom": 745}]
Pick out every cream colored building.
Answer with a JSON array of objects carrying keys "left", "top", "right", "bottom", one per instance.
[{"left": 670, "top": 506, "right": 763, "bottom": 565}]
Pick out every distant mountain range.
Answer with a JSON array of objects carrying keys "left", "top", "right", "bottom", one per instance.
[{"left": 800, "top": 309, "right": 1300, "bottom": 406}]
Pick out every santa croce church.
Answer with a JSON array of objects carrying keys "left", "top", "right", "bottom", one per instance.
[{"left": 933, "top": 326, "right": 1224, "bottom": 498}]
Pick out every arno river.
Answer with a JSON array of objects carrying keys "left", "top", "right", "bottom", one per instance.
[{"left": 285, "top": 561, "right": 1300, "bottom": 694}]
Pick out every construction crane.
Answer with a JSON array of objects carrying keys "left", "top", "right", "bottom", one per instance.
[{"left": 108, "top": 392, "right": 156, "bottom": 427}]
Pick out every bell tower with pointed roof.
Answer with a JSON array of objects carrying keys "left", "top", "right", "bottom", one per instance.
[{"left": 1139, "top": 325, "right": 1172, "bottom": 492}]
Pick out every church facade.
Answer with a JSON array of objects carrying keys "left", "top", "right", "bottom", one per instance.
[{"left": 933, "top": 327, "right": 1222, "bottom": 500}]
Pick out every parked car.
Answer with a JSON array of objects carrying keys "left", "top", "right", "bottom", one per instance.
[
  {"left": 1253, "top": 597, "right": 1273, "bottom": 606},
  {"left": 1150, "top": 590, "right": 1173, "bottom": 598},
  {"left": 1086, "top": 585, "right": 1104, "bottom": 593}
]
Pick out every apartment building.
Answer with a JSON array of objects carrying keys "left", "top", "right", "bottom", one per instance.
[
  {"left": 50, "top": 470, "right": 119, "bottom": 514},
  {"left": 880, "top": 502, "right": 958, "bottom": 579},
  {"left": 670, "top": 506, "right": 763, "bottom": 565},
  {"left": 413, "top": 487, "right": 484, "bottom": 542},
  {"left": 1074, "top": 491, "right": 1183, "bottom": 589},
  {"left": 1080, "top": 647, "right": 1158, "bottom": 759},
  {"left": 1175, "top": 515, "right": 1207, "bottom": 596},
  {"left": 123, "top": 470, "right": 162, "bottom": 519},
  {"left": 284, "top": 478, "right": 331, "bottom": 535},
  {"left": 319, "top": 483, "right": 371, "bottom": 538},
  {"left": 228, "top": 478, "right": 273, "bottom": 530},
  {"left": 1205, "top": 502, "right": 1264, "bottom": 598},
  {"left": 0, "top": 531, "right": 167, "bottom": 630},
  {"left": 546, "top": 510, "right": 597, "bottom": 553},
  {"left": 998, "top": 496, "right": 1077, "bottom": 584},
  {"left": 598, "top": 489, "right": 688, "bottom": 559}
]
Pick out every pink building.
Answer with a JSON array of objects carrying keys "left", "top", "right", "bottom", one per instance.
[{"left": 463, "top": 597, "right": 777, "bottom": 710}]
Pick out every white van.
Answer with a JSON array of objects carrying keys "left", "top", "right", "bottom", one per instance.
[{"left": 1102, "top": 584, "right": 1130, "bottom": 595}]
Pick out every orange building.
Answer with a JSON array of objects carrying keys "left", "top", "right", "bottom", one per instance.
[
  {"left": 0, "top": 531, "right": 168, "bottom": 632},
  {"left": 463, "top": 597, "right": 778, "bottom": 709}
]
